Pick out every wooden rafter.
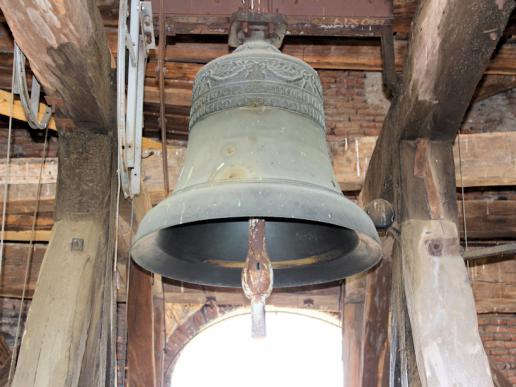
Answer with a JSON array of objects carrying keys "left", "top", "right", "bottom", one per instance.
[{"left": 0, "top": 0, "right": 114, "bottom": 130}]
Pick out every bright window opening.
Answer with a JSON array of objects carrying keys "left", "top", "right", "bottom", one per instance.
[{"left": 170, "top": 309, "right": 343, "bottom": 387}]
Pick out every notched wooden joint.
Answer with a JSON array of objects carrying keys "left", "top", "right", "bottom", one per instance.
[
  {"left": 424, "top": 238, "right": 460, "bottom": 257},
  {"left": 44, "top": 95, "right": 64, "bottom": 107},
  {"left": 54, "top": 117, "right": 76, "bottom": 132}
]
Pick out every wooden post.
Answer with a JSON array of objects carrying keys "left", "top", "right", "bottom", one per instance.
[
  {"left": 127, "top": 264, "right": 157, "bottom": 387},
  {"left": 342, "top": 274, "right": 366, "bottom": 386},
  {"left": 360, "top": 236, "right": 394, "bottom": 387},
  {"left": 11, "top": 132, "right": 117, "bottom": 386},
  {"left": 0, "top": 0, "right": 117, "bottom": 385},
  {"left": 357, "top": 0, "right": 514, "bottom": 385},
  {"left": 127, "top": 184, "right": 166, "bottom": 387}
]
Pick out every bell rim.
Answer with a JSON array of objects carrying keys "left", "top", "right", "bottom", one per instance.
[
  {"left": 131, "top": 227, "right": 382, "bottom": 288},
  {"left": 131, "top": 181, "right": 382, "bottom": 287}
]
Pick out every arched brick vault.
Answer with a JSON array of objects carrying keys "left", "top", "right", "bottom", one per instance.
[
  {"left": 163, "top": 302, "right": 237, "bottom": 384},
  {"left": 162, "top": 302, "right": 341, "bottom": 385}
]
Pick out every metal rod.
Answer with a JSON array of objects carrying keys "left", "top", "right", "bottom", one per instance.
[
  {"left": 463, "top": 243, "right": 516, "bottom": 261},
  {"left": 158, "top": 0, "right": 170, "bottom": 196}
]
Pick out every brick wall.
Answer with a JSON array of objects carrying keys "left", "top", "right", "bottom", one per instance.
[
  {"left": 0, "top": 128, "right": 58, "bottom": 158},
  {"left": 322, "top": 71, "right": 386, "bottom": 138},
  {"left": 463, "top": 89, "right": 516, "bottom": 134},
  {"left": 320, "top": 70, "right": 516, "bottom": 139},
  {"left": 478, "top": 314, "right": 516, "bottom": 385}
]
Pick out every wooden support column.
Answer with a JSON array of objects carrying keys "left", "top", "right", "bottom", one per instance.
[
  {"left": 127, "top": 184, "right": 165, "bottom": 387},
  {"left": 341, "top": 234, "right": 394, "bottom": 387},
  {"left": 152, "top": 275, "right": 166, "bottom": 387},
  {"left": 360, "top": 235, "right": 394, "bottom": 387},
  {"left": 342, "top": 274, "right": 366, "bottom": 386},
  {"left": 11, "top": 132, "right": 117, "bottom": 386},
  {"left": 127, "top": 264, "right": 156, "bottom": 387},
  {"left": 0, "top": 0, "right": 117, "bottom": 385},
  {"left": 400, "top": 140, "right": 491, "bottom": 386},
  {"left": 356, "top": 0, "right": 514, "bottom": 385}
]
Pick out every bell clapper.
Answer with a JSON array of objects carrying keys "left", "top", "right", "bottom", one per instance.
[{"left": 241, "top": 218, "right": 273, "bottom": 338}]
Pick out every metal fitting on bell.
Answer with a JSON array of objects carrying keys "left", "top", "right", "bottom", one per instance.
[
  {"left": 131, "top": 38, "right": 382, "bottom": 288},
  {"left": 242, "top": 218, "right": 273, "bottom": 338}
]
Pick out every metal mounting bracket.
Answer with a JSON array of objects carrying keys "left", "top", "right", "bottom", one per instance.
[
  {"left": 228, "top": 10, "right": 287, "bottom": 48},
  {"left": 117, "top": 0, "right": 156, "bottom": 198},
  {"left": 12, "top": 43, "right": 52, "bottom": 130}
]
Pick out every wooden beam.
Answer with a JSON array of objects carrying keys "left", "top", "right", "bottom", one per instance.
[
  {"left": 464, "top": 244, "right": 516, "bottom": 261},
  {"left": 0, "top": 334, "right": 11, "bottom": 386},
  {"left": 164, "top": 282, "right": 342, "bottom": 311},
  {"left": 1, "top": 242, "right": 511, "bottom": 315},
  {"left": 127, "top": 185, "right": 163, "bottom": 387},
  {"left": 401, "top": 218, "right": 492, "bottom": 385},
  {"left": 360, "top": 235, "right": 394, "bottom": 387},
  {"left": 10, "top": 217, "right": 115, "bottom": 386},
  {"left": 459, "top": 199, "right": 516, "bottom": 240},
  {"left": 361, "top": 8, "right": 515, "bottom": 205},
  {"left": 0, "top": 0, "right": 114, "bottom": 130},
  {"left": 473, "top": 75, "right": 516, "bottom": 101},
  {"left": 342, "top": 274, "right": 366, "bottom": 386},
  {"left": 469, "top": 254, "right": 516, "bottom": 314},
  {"left": 0, "top": 230, "right": 51, "bottom": 242},
  {"left": 0, "top": 90, "right": 56, "bottom": 130},
  {"left": 127, "top": 264, "right": 156, "bottom": 387},
  {"left": 0, "top": 0, "right": 118, "bottom": 384},
  {"left": 10, "top": 135, "right": 117, "bottom": 386},
  {"left": 139, "top": 40, "right": 516, "bottom": 76},
  {"left": 0, "top": 244, "right": 46, "bottom": 298},
  {"left": 359, "top": 0, "right": 514, "bottom": 385},
  {"left": 0, "top": 157, "right": 58, "bottom": 185},
  {"left": 0, "top": 241, "right": 129, "bottom": 301},
  {"left": 152, "top": 275, "right": 166, "bottom": 387},
  {"left": 389, "top": 241, "right": 422, "bottom": 386}
]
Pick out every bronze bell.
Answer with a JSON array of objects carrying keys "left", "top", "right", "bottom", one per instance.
[{"left": 131, "top": 39, "right": 382, "bottom": 288}]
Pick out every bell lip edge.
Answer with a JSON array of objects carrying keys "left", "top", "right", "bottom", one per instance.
[{"left": 129, "top": 228, "right": 384, "bottom": 289}]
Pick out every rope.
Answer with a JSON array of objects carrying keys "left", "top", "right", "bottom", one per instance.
[
  {"left": 457, "top": 132, "right": 468, "bottom": 251},
  {"left": 8, "top": 124, "right": 50, "bottom": 384},
  {"left": 0, "top": 53, "right": 16, "bottom": 276},
  {"left": 457, "top": 131, "right": 473, "bottom": 282},
  {"left": 112, "top": 130, "right": 122, "bottom": 387},
  {"left": 119, "top": 201, "right": 134, "bottom": 386}
]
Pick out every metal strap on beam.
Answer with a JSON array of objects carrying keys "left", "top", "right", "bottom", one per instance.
[{"left": 12, "top": 44, "right": 52, "bottom": 130}]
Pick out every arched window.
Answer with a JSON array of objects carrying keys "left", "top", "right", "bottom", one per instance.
[{"left": 170, "top": 309, "right": 343, "bottom": 387}]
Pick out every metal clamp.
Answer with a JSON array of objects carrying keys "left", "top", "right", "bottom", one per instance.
[
  {"left": 12, "top": 44, "right": 52, "bottom": 130},
  {"left": 229, "top": 10, "right": 287, "bottom": 48},
  {"left": 117, "top": 0, "right": 156, "bottom": 198}
]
